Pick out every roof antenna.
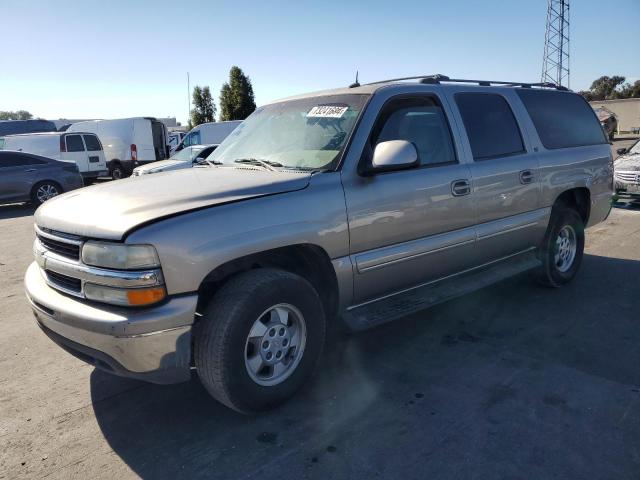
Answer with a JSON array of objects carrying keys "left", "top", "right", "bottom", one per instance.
[{"left": 349, "top": 70, "right": 360, "bottom": 88}]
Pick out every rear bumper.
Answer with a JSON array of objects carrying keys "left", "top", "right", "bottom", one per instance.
[
  {"left": 24, "top": 262, "right": 197, "bottom": 384},
  {"left": 81, "top": 170, "right": 108, "bottom": 181}
]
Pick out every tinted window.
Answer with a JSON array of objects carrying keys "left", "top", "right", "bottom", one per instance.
[
  {"left": 455, "top": 93, "right": 525, "bottom": 160},
  {"left": 65, "top": 135, "right": 85, "bottom": 152},
  {"left": 372, "top": 96, "right": 457, "bottom": 166},
  {"left": 0, "top": 152, "right": 46, "bottom": 167},
  {"left": 83, "top": 134, "right": 102, "bottom": 151},
  {"left": 517, "top": 89, "right": 606, "bottom": 149}
]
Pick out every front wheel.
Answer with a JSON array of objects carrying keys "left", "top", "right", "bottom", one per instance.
[
  {"left": 534, "top": 208, "right": 585, "bottom": 287},
  {"left": 195, "top": 269, "right": 326, "bottom": 414}
]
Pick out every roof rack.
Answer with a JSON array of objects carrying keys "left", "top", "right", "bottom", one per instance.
[{"left": 355, "top": 74, "right": 569, "bottom": 91}]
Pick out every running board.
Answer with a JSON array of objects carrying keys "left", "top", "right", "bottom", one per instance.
[{"left": 342, "top": 250, "right": 541, "bottom": 331}]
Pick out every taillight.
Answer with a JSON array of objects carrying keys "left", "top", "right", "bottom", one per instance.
[
  {"left": 130, "top": 144, "right": 137, "bottom": 161},
  {"left": 62, "top": 164, "right": 79, "bottom": 173},
  {"left": 60, "top": 136, "right": 66, "bottom": 152}
]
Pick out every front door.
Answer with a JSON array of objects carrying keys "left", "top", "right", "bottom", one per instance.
[
  {"left": 447, "top": 89, "right": 543, "bottom": 263},
  {"left": 342, "top": 93, "right": 477, "bottom": 305}
]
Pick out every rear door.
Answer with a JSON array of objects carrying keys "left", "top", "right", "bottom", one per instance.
[
  {"left": 82, "top": 134, "right": 107, "bottom": 173},
  {"left": 447, "top": 90, "right": 544, "bottom": 263},
  {"left": 150, "top": 120, "right": 168, "bottom": 160},
  {"left": 63, "top": 134, "right": 90, "bottom": 174}
]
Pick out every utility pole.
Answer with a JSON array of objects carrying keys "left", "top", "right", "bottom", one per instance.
[
  {"left": 541, "top": 0, "right": 570, "bottom": 88},
  {"left": 187, "top": 72, "right": 190, "bottom": 126}
]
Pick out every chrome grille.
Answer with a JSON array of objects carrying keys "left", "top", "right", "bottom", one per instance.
[
  {"left": 614, "top": 171, "right": 640, "bottom": 184},
  {"left": 36, "top": 234, "right": 80, "bottom": 260},
  {"left": 45, "top": 270, "right": 81, "bottom": 293}
]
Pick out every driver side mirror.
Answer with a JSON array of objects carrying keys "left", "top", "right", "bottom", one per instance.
[
  {"left": 361, "top": 140, "right": 419, "bottom": 176},
  {"left": 616, "top": 147, "right": 628, "bottom": 155}
]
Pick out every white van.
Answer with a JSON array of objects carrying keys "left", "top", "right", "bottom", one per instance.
[
  {"left": 67, "top": 117, "right": 169, "bottom": 179},
  {"left": 176, "top": 120, "right": 242, "bottom": 152},
  {"left": 0, "top": 132, "right": 107, "bottom": 181}
]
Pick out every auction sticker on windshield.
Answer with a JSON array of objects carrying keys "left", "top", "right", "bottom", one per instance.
[{"left": 307, "top": 105, "right": 349, "bottom": 118}]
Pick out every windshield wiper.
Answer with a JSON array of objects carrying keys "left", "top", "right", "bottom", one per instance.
[
  {"left": 197, "top": 158, "right": 223, "bottom": 167},
  {"left": 233, "top": 158, "right": 283, "bottom": 171}
]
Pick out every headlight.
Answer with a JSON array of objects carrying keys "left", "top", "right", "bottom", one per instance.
[
  {"left": 84, "top": 283, "right": 166, "bottom": 307},
  {"left": 82, "top": 241, "right": 160, "bottom": 270}
]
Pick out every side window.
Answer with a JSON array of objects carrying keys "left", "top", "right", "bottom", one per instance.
[
  {"left": 371, "top": 96, "right": 457, "bottom": 166},
  {"left": 0, "top": 153, "right": 44, "bottom": 167},
  {"left": 517, "top": 89, "right": 607, "bottom": 149},
  {"left": 83, "top": 134, "right": 102, "bottom": 151},
  {"left": 65, "top": 135, "right": 85, "bottom": 152},
  {"left": 191, "top": 131, "right": 201, "bottom": 145},
  {"left": 0, "top": 138, "right": 4, "bottom": 150},
  {"left": 455, "top": 93, "right": 525, "bottom": 160}
]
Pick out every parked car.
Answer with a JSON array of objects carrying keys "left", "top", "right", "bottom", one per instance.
[
  {"left": 594, "top": 107, "right": 618, "bottom": 141},
  {"left": 67, "top": 117, "right": 169, "bottom": 179},
  {"left": 25, "top": 76, "right": 612, "bottom": 414},
  {"left": 0, "top": 151, "right": 83, "bottom": 205},
  {"left": 0, "top": 132, "right": 108, "bottom": 182},
  {"left": 132, "top": 144, "right": 218, "bottom": 176},
  {"left": 175, "top": 120, "right": 241, "bottom": 152},
  {"left": 0, "top": 119, "right": 57, "bottom": 137},
  {"left": 614, "top": 138, "right": 640, "bottom": 197},
  {"left": 167, "top": 131, "right": 186, "bottom": 155}
]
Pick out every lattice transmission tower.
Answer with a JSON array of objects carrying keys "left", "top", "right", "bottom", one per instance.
[{"left": 541, "top": 0, "right": 570, "bottom": 88}]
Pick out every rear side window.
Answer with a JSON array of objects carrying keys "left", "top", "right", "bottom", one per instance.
[
  {"left": 517, "top": 90, "right": 606, "bottom": 149},
  {"left": 455, "top": 93, "right": 525, "bottom": 160},
  {"left": 83, "top": 134, "right": 102, "bottom": 151},
  {"left": 65, "top": 135, "right": 85, "bottom": 152},
  {"left": 371, "top": 96, "right": 457, "bottom": 167}
]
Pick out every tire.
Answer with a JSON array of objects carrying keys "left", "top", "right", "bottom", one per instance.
[
  {"left": 534, "top": 207, "right": 584, "bottom": 287},
  {"left": 110, "top": 162, "right": 124, "bottom": 180},
  {"left": 30, "top": 181, "right": 62, "bottom": 205},
  {"left": 195, "top": 268, "right": 326, "bottom": 414}
]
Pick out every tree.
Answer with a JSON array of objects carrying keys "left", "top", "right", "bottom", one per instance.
[
  {"left": 219, "top": 66, "right": 256, "bottom": 121},
  {"left": 190, "top": 86, "right": 216, "bottom": 127},
  {"left": 588, "top": 76, "right": 626, "bottom": 100},
  {"left": 619, "top": 80, "right": 640, "bottom": 99},
  {"left": 0, "top": 110, "right": 33, "bottom": 120}
]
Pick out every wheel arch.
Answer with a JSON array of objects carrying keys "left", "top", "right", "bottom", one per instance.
[
  {"left": 195, "top": 243, "right": 340, "bottom": 322},
  {"left": 551, "top": 187, "right": 591, "bottom": 225}
]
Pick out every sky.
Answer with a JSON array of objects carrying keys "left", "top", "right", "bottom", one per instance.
[{"left": 1, "top": 0, "right": 638, "bottom": 125}]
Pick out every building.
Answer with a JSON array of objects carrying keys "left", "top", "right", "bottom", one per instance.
[{"left": 589, "top": 98, "right": 640, "bottom": 133}]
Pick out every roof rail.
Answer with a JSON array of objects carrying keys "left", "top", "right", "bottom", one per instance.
[{"left": 356, "top": 74, "right": 569, "bottom": 91}]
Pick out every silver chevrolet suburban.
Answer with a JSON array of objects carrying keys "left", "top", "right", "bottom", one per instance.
[{"left": 25, "top": 75, "right": 613, "bottom": 413}]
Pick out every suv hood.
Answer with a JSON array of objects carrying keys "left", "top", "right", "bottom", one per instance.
[
  {"left": 615, "top": 153, "right": 640, "bottom": 171},
  {"left": 134, "top": 159, "right": 191, "bottom": 175},
  {"left": 36, "top": 167, "right": 311, "bottom": 240}
]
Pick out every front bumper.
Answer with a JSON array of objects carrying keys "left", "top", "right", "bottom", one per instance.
[{"left": 24, "top": 262, "right": 197, "bottom": 384}]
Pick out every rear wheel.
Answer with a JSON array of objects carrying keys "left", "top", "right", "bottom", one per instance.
[
  {"left": 110, "top": 162, "right": 124, "bottom": 180},
  {"left": 535, "top": 208, "right": 584, "bottom": 287},
  {"left": 195, "top": 269, "right": 326, "bottom": 414},
  {"left": 31, "top": 181, "right": 62, "bottom": 205}
]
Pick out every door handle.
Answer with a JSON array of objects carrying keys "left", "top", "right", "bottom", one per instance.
[
  {"left": 24, "top": 169, "right": 37, "bottom": 173},
  {"left": 451, "top": 179, "right": 471, "bottom": 197},
  {"left": 519, "top": 170, "right": 534, "bottom": 184}
]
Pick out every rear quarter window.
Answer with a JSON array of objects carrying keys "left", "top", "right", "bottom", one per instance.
[{"left": 516, "top": 89, "right": 607, "bottom": 149}]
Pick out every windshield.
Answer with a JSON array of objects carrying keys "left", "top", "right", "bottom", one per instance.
[
  {"left": 208, "top": 94, "right": 368, "bottom": 171},
  {"left": 170, "top": 145, "right": 205, "bottom": 161},
  {"left": 629, "top": 139, "right": 640, "bottom": 155}
]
